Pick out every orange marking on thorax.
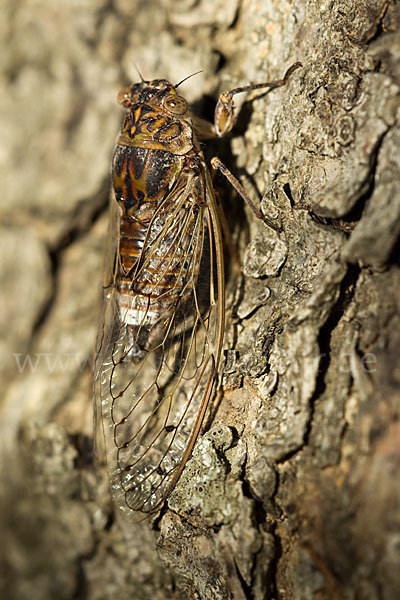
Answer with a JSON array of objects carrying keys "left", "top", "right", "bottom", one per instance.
[{"left": 134, "top": 106, "right": 142, "bottom": 123}]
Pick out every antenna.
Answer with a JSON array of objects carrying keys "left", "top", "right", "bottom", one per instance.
[
  {"left": 175, "top": 70, "right": 204, "bottom": 89},
  {"left": 133, "top": 63, "right": 145, "bottom": 82}
]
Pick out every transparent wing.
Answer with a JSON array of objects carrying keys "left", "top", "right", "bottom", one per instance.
[{"left": 94, "top": 170, "right": 224, "bottom": 522}]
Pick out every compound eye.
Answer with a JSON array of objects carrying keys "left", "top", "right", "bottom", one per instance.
[
  {"left": 162, "top": 94, "right": 188, "bottom": 115},
  {"left": 117, "top": 87, "right": 132, "bottom": 107}
]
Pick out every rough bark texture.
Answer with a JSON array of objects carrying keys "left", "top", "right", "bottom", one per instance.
[{"left": 1, "top": 1, "right": 399, "bottom": 599}]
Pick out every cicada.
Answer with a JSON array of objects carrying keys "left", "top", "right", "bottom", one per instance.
[{"left": 95, "top": 63, "right": 301, "bottom": 522}]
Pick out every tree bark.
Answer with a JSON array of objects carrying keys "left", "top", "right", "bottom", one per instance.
[{"left": 1, "top": 1, "right": 399, "bottom": 599}]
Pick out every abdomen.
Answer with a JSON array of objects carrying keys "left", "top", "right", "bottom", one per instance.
[{"left": 112, "top": 143, "right": 201, "bottom": 350}]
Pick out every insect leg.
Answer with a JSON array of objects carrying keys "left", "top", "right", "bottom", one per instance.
[
  {"left": 192, "top": 62, "right": 302, "bottom": 141},
  {"left": 211, "top": 156, "right": 281, "bottom": 231},
  {"left": 214, "top": 62, "right": 302, "bottom": 137}
]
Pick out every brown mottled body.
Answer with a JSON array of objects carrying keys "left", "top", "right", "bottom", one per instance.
[{"left": 112, "top": 84, "right": 208, "bottom": 354}]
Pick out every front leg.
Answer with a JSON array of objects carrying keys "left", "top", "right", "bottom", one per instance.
[
  {"left": 193, "top": 62, "right": 302, "bottom": 139},
  {"left": 214, "top": 61, "right": 302, "bottom": 136},
  {"left": 196, "top": 62, "right": 302, "bottom": 230}
]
